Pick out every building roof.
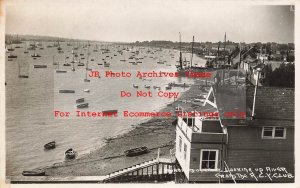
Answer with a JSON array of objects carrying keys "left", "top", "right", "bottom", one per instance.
[
  {"left": 246, "top": 86, "right": 294, "bottom": 126},
  {"left": 213, "top": 85, "right": 247, "bottom": 126}
]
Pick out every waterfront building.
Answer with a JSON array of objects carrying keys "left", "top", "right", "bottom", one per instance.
[{"left": 174, "top": 74, "right": 294, "bottom": 183}]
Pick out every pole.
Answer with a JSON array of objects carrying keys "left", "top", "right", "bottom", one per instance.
[
  {"left": 237, "top": 43, "right": 241, "bottom": 78},
  {"left": 252, "top": 71, "right": 260, "bottom": 117},
  {"left": 157, "top": 148, "right": 160, "bottom": 162}
]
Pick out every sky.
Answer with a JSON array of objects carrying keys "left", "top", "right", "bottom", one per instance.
[{"left": 5, "top": 0, "right": 295, "bottom": 43}]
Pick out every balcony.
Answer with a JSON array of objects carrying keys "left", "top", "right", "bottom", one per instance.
[{"left": 177, "top": 117, "right": 226, "bottom": 143}]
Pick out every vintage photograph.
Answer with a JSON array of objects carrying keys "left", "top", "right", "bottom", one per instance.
[{"left": 3, "top": 0, "right": 295, "bottom": 183}]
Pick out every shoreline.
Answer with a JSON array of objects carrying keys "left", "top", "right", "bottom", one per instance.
[{"left": 41, "top": 78, "right": 208, "bottom": 176}]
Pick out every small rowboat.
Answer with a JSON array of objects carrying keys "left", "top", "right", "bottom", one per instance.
[
  {"left": 65, "top": 148, "right": 76, "bottom": 159},
  {"left": 34, "top": 65, "right": 47, "bottom": 68},
  {"left": 77, "top": 103, "right": 89, "bottom": 108},
  {"left": 22, "top": 169, "right": 45, "bottom": 176},
  {"left": 56, "top": 70, "right": 67, "bottom": 73},
  {"left": 165, "top": 86, "right": 172, "bottom": 90},
  {"left": 44, "top": 141, "right": 56, "bottom": 150},
  {"left": 124, "top": 146, "right": 149, "bottom": 157},
  {"left": 76, "top": 98, "right": 85, "bottom": 103},
  {"left": 59, "top": 90, "right": 75, "bottom": 93}
]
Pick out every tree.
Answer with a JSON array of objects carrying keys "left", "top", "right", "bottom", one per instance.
[
  {"left": 263, "top": 63, "right": 295, "bottom": 88},
  {"left": 260, "top": 64, "right": 272, "bottom": 86}
]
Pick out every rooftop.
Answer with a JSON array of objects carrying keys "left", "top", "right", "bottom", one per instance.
[{"left": 247, "top": 86, "right": 294, "bottom": 126}]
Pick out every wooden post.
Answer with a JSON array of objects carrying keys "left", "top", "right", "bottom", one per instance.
[
  {"left": 167, "top": 165, "right": 169, "bottom": 174},
  {"left": 172, "top": 164, "right": 174, "bottom": 174},
  {"left": 152, "top": 165, "right": 154, "bottom": 175}
]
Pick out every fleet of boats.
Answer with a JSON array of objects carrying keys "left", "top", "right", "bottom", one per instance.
[{"left": 7, "top": 38, "right": 202, "bottom": 176}]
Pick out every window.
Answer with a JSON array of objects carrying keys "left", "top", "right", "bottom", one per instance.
[
  {"left": 179, "top": 136, "right": 182, "bottom": 152},
  {"left": 184, "top": 144, "right": 187, "bottom": 160},
  {"left": 200, "top": 149, "right": 219, "bottom": 171},
  {"left": 262, "top": 126, "right": 286, "bottom": 139}
]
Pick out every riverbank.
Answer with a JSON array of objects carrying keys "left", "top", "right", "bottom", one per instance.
[{"left": 42, "top": 78, "right": 209, "bottom": 176}]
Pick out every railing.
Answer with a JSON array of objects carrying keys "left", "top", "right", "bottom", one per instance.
[
  {"left": 103, "top": 158, "right": 175, "bottom": 183},
  {"left": 177, "top": 117, "right": 226, "bottom": 143}
]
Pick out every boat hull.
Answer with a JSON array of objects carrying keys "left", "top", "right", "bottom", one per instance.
[{"left": 124, "top": 146, "right": 149, "bottom": 157}]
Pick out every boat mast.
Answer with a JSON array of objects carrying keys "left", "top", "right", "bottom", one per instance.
[
  {"left": 86, "top": 55, "right": 89, "bottom": 70},
  {"left": 223, "top": 32, "right": 227, "bottom": 66},
  {"left": 18, "top": 62, "right": 20, "bottom": 77},
  {"left": 179, "top": 32, "right": 183, "bottom": 69},
  {"left": 191, "top": 36, "right": 194, "bottom": 68},
  {"left": 58, "top": 57, "right": 60, "bottom": 70},
  {"left": 72, "top": 59, "right": 75, "bottom": 71}
]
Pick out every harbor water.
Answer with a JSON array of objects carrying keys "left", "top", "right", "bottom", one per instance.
[{"left": 5, "top": 42, "right": 206, "bottom": 176}]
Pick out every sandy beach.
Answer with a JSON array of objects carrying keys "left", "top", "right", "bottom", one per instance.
[{"left": 42, "top": 78, "right": 210, "bottom": 176}]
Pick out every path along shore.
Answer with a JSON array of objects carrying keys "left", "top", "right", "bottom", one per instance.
[{"left": 43, "top": 79, "right": 210, "bottom": 176}]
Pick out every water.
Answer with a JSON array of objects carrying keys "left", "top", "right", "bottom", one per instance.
[{"left": 6, "top": 42, "right": 206, "bottom": 176}]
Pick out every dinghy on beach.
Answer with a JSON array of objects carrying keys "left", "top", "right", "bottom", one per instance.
[
  {"left": 44, "top": 141, "right": 56, "bottom": 150},
  {"left": 65, "top": 148, "right": 76, "bottom": 159},
  {"left": 22, "top": 169, "right": 45, "bottom": 176},
  {"left": 124, "top": 146, "right": 149, "bottom": 157}
]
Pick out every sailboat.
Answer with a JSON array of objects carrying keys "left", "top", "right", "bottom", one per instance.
[
  {"left": 78, "top": 58, "right": 85, "bottom": 66},
  {"left": 57, "top": 41, "right": 62, "bottom": 50},
  {"left": 39, "top": 42, "right": 44, "bottom": 50},
  {"left": 84, "top": 59, "right": 90, "bottom": 82},
  {"left": 57, "top": 41, "right": 64, "bottom": 53},
  {"left": 86, "top": 56, "right": 92, "bottom": 71},
  {"left": 71, "top": 59, "right": 75, "bottom": 71},
  {"left": 24, "top": 42, "right": 29, "bottom": 54},
  {"left": 93, "top": 44, "right": 98, "bottom": 52},
  {"left": 18, "top": 63, "right": 29, "bottom": 78},
  {"left": 15, "top": 35, "right": 21, "bottom": 48},
  {"left": 120, "top": 54, "right": 126, "bottom": 62},
  {"left": 177, "top": 32, "right": 186, "bottom": 77},
  {"left": 63, "top": 56, "right": 71, "bottom": 66},
  {"left": 7, "top": 42, "right": 14, "bottom": 52},
  {"left": 157, "top": 57, "right": 163, "bottom": 64},
  {"left": 31, "top": 48, "right": 41, "bottom": 58},
  {"left": 53, "top": 56, "right": 58, "bottom": 65},
  {"left": 56, "top": 59, "right": 67, "bottom": 73},
  {"left": 8, "top": 52, "right": 17, "bottom": 58}
]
